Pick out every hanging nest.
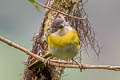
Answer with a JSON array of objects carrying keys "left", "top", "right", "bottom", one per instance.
[{"left": 24, "top": 0, "right": 100, "bottom": 80}]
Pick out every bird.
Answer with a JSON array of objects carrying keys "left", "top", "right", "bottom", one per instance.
[
  {"left": 47, "top": 17, "right": 80, "bottom": 60},
  {"left": 28, "top": 17, "right": 81, "bottom": 70}
]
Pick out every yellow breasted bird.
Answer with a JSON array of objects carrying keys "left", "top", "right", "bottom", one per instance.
[
  {"left": 28, "top": 17, "right": 80, "bottom": 70},
  {"left": 48, "top": 18, "right": 80, "bottom": 60}
]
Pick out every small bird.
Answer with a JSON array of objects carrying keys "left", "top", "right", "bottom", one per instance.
[
  {"left": 28, "top": 17, "right": 80, "bottom": 70},
  {"left": 47, "top": 17, "right": 80, "bottom": 60}
]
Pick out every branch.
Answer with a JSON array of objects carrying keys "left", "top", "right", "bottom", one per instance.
[
  {"left": 34, "top": 1, "right": 87, "bottom": 20},
  {"left": 0, "top": 36, "right": 45, "bottom": 62},
  {"left": 0, "top": 36, "right": 120, "bottom": 71}
]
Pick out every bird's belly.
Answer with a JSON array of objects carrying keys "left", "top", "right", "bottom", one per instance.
[{"left": 50, "top": 44, "right": 78, "bottom": 60}]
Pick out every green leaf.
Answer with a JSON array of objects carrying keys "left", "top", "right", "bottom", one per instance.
[
  {"left": 28, "top": 0, "right": 42, "bottom": 14},
  {"left": 29, "top": 0, "right": 35, "bottom": 4},
  {"left": 34, "top": 4, "right": 42, "bottom": 14}
]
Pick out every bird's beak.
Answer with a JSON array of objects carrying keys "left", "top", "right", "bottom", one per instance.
[{"left": 59, "top": 23, "right": 64, "bottom": 29}]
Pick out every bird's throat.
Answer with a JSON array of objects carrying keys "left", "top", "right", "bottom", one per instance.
[{"left": 52, "top": 26, "right": 72, "bottom": 36}]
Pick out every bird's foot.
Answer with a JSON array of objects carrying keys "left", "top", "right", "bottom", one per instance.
[{"left": 72, "top": 58, "right": 84, "bottom": 72}]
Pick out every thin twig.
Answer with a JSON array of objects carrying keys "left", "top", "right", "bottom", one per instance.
[
  {"left": 0, "top": 36, "right": 45, "bottom": 62},
  {"left": 34, "top": 1, "right": 87, "bottom": 20},
  {"left": 0, "top": 36, "right": 120, "bottom": 71}
]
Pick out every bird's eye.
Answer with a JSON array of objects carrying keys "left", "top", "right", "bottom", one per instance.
[
  {"left": 59, "top": 25, "right": 64, "bottom": 29},
  {"left": 47, "top": 28, "right": 51, "bottom": 33}
]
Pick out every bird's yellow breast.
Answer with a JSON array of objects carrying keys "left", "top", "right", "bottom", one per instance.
[
  {"left": 48, "top": 29, "right": 80, "bottom": 49},
  {"left": 47, "top": 29, "right": 80, "bottom": 60}
]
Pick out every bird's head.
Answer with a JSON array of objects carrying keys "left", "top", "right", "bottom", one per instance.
[
  {"left": 49, "top": 18, "right": 65, "bottom": 33},
  {"left": 48, "top": 18, "right": 72, "bottom": 36},
  {"left": 48, "top": 17, "right": 72, "bottom": 36}
]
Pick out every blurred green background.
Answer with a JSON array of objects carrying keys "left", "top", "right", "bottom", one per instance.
[{"left": 0, "top": 0, "right": 120, "bottom": 80}]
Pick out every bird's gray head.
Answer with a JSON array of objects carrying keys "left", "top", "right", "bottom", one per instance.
[{"left": 49, "top": 18, "right": 65, "bottom": 33}]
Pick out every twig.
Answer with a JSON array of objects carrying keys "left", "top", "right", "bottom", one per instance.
[
  {"left": 34, "top": 1, "right": 87, "bottom": 20},
  {"left": 0, "top": 36, "right": 45, "bottom": 62},
  {"left": 0, "top": 36, "right": 120, "bottom": 71}
]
